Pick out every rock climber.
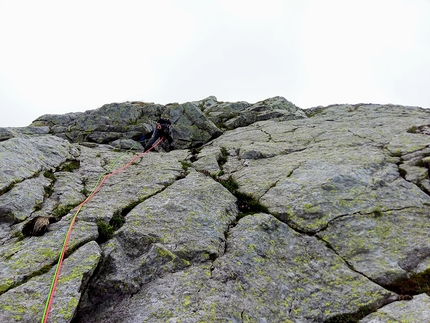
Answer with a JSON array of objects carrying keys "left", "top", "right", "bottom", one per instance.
[{"left": 143, "top": 117, "right": 175, "bottom": 152}]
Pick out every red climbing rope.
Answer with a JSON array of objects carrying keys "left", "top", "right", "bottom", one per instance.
[{"left": 41, "top": 137, "right": 164, "bottom": 323}]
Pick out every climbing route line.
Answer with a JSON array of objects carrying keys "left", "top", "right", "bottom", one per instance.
[{"left": 41, "top": 137, "right": 164, "bottom": 323}]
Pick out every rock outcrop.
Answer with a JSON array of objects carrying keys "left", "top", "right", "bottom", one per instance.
[{"left": 0, "top": 97, "right": 429, "bottom": 322}]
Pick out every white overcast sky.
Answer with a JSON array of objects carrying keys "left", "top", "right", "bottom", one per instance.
[{"left": 1, "top": 0, "right": 429, "bottom": 127}]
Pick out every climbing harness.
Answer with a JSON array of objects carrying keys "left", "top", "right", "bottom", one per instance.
[{"left": 41, "top": 137, "right": 164, "bottom": 323}]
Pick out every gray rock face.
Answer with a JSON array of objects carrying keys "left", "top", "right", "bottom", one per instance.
[
  {"left": 198, "top": 95, "right": 306, "bottom": 129},
  {"left": 0, "top": 99, "right": 429, "bottom": 322},
  {"left": 29, "top": 96, "right": 304, "bottom": 150},
  {"left": 0, "top": 135, "right": 77, "bottom": 232},
  {"left": 359, "top": 293, "right": 430, "bottom": 323},
  {"left": 30, "top": 100, "right": 224, "bottom": 149},
  {"left": 0, "top": 241, "right": 101, "bottom": 323}
]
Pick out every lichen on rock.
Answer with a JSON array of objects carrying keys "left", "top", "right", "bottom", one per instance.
[{"left": 1, "top": 99, "right": 430, "bottom": 322}]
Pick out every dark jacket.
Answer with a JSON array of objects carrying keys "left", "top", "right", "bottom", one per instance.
[{"left": 144, "top": 118, "right": 174, "bottom": 152}]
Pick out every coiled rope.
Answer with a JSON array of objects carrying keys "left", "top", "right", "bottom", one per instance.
[{"left": 41, "top": 137, "right": 164, "bottom": 323}]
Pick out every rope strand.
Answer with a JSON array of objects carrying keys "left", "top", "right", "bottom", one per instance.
[{"left": 41, "top": 137, "right": 164, "bottom": 323}]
